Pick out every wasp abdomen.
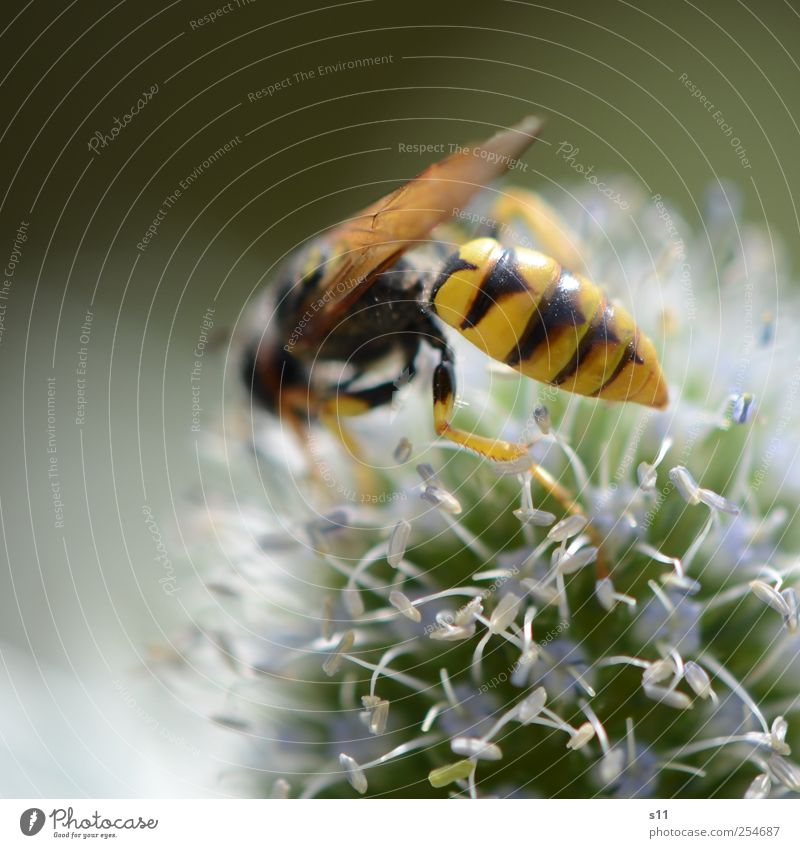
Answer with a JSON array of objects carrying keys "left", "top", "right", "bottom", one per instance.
[{"left": 430, "top": 238, "right": 667, "bottom": 409}]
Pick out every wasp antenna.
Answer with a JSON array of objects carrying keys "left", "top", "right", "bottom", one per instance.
[
  {"left": 509, "top": 115, "right": 546, "bottom": 141},
  {"left": 466, "top": 116, "right": 545, "bottom": 174}
]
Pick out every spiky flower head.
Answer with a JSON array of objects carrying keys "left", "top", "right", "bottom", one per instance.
[{"left": 166, "top": 178, "right": 800, "bottom": 799}]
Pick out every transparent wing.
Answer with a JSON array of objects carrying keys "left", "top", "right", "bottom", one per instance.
[{"left": 291, "top": 116, "right": 544, "bottom": 350}]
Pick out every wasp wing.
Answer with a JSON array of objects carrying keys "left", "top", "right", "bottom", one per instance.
[{"left": 291, "top": 116, "right": 544, "bottom": 350}]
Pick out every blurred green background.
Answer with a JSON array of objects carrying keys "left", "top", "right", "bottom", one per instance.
[{"left": 1, "top": 0, "right": 799, "bottom": 794}]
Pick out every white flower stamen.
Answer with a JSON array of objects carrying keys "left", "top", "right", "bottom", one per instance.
[
  {"left": 637, "top": 541, "right": 683, "bottom": 577},
  {"left": 421, "top": 485, "right": 462, "bottom": 515},
  {"left": 394, "top": 437, "right": 413, "bottom": 463},
  {"left": 360, "top": 696, "right": 391, "bottom": 735},
  {"left": 744, "top": 773, "right": 771, "bottom": 799},
  {"left": 648, "top": 579, "right": 676, "bottom": 614},
  {"left": 764, "top": 755, "right": 800, "bottom": 793},
  {"left": 697, "top": 488, "right": 741, "bottom": 514},
  {"left": 514, "top": 506, "right": 557, "bottom": 526},
  {"left": 388, "top": 590, "right": 422, "bottom": 622},
  {"left": 343, "top": 735, "right": 440, "bottom": 795},
  {"left": 770, "top": 716, "right": 791, "bottom": 756},
  {"left": 339, "top": 753, "right": 368, "bottom": 794},
  {"left": 439, "top": 668, "right": 462, "bottom": 713},
  {"left": 660, "top": 761, "right": 707, "bottom": 778},
  {"left": 322, "top": 630, "right": 355, "bottom": 677},
  {"left": 730, "top": 392, "right": 756, "bottom": 425},
  {"left": 642, "top": 657, "right": 675, "bottom": 687},
  {"left": 470, "top": 631, "right": 492, "bottom": 685},
  {"left": 669, "top": 466, "right": 740, "bottom": 514},
  {"left": 454, "top": 596, "right": 484, "bottom": 627},
  {"left": 416, "top": 463, "right": 437, "bottom": 484},
  {"left": 670, "top": 465, "right": 702, "bottom": 504},
  {"left": 643, "top": 684, "right": 693, "bottom": 709},
  {"left": 422, "top": 702, "right": 447, "bottom": 732},
  {"left": 387, "top": 519, "right": 412, "bottom": 567},
  {"left": 580, "top": 700, "right": 610, "bottom": 755},
  {"left": 344, "top": 652, "right": 428, "bottom": 694},
  {"left": 638, "top": 436, "right": 673, "bottom": 490},
  {"left": 343, "top": 583, "right": 365, "bottom": 618},
  {"left": 600, "top": 748, "right": 625, "bottom": 784},
  {"left": 548, "top": 513, "right": 588, "bottom": 542},
  {"left": 684, "top": 661, "right": 716, "bottom": 702},
  {"left": 490, "top": 592, "right": 522, "bottom": 633},
  {"left": 749, "top": 580, "right": 792, "bottom": 616},
  {"left": 451, "top": 737, "right": 503, "bottom": 761},
  {"left": 596, "top": 576, "right": 635, "bottom": 610},
  {"left": 699, "top": 654, "right": 769, "bottom": 733},
  {"left": 518, "top": 687, "right": 548, "bottom": 722},
  {"left": 781, "top": 587, "right": 798, "bottom": 633},
  {"left": 566, "top": 721, "right": 595, "bottom": 750},
  {"left": 661, "top": 572, "right": 702, "bottom": 594},
  {"left": 271, "top": 778, "right": 290, "bottom": 798},
  {"left": 429, "top": 619, "right": 475, "bottom": 642},
  {"left": 555, "top": 545, "right": 598, "bottom": 575},
  {"left": 597, "top": 654, "right": 651, "bottom": 672}
]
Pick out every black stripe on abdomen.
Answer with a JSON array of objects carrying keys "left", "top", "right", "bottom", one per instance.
[
  {"left": 505, "top": 271, "right": 585, "bottom": 367},
  {"left": 590, "top": 334, "right": 645, "bottom": 396},
  {"left": 551, "top": 299, "right": 619, "bottom": 385},
  {"left": 430, "top": 251, "right": 478, "bottom": 306},
  {"left": 460, "top": 247, "right": 530, "bottom": 330}
]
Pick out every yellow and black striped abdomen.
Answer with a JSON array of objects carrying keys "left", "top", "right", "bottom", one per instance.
[{"left": 430, "top": 238, "right": 667, "bottom": 409}]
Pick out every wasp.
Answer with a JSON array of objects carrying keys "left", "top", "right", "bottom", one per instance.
[{"left": 242, "top": 117, "right": 667, "bottom": 470}]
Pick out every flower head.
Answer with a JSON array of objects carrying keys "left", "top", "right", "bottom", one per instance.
[{"left": 165, "top": 179, "right": 800, "bottom": 798}]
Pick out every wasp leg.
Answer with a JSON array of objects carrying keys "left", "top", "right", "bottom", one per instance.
[
  {"left": 319, "top": 380, "right": 398, "bottom": 447},
  {"left": 432, "top": 352, "right": 528, "bottom": 462},
  {"left": 488, "top": 186, "right": 584, "bottom": 272},
  {"left": 319, "top": 340, "right": 420, "bottom": 491},
  {"left": 416, "top": 312, "right": 528, "bottom": 462},
  {"left": 527, "top": 462, "right": 608, "bottom": 576},
  {"left": 273, "top": 388, "right": 333, "bottom": 492},
  {"left": 424, "top": 318, "right": 609, "bottom": 569}
]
